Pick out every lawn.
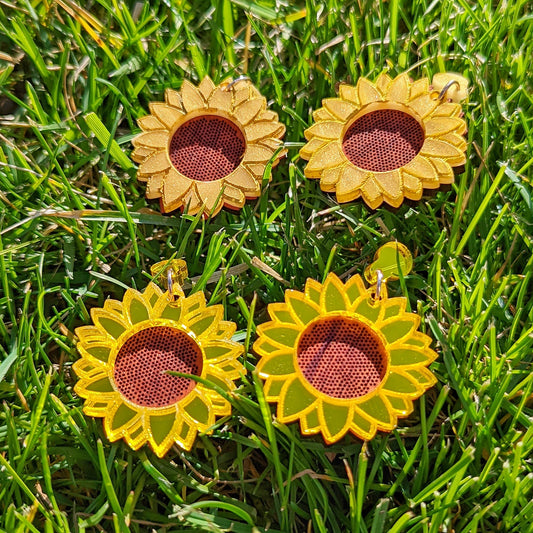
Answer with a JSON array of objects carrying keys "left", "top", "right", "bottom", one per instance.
[{"left": 0, "top": 0, "right": 532, "bottom": 531}]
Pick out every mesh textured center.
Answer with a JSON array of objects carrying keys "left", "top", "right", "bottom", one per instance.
[
  {"left": 169, "top": 115, "right": 245, "bottom": 182},
  {"left": 342, "top": 109, "right": 424, "bottom": 172},
  {"left": 296, "top": 316, "right": 387, "bottom": 399},
  {"left": 113, "top": 326, "right": 202, "bottom": 408}
]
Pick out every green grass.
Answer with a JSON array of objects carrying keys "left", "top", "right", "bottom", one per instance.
[{"left": 1, "top": 0, "right": 532, "bottom": 531}]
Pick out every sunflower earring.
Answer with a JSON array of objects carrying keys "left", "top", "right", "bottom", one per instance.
[
  {"left": 132, "top": 76, "right": 286, "bottom": 217},
  {"left": 300, "top": 72, "right": 468, "bottom": 209},
  {"left": 254, "top": 243, "right": 437, "bottom": 445},
  {"left": 73, "top": 260, "right": 245, "bottom": 457}
]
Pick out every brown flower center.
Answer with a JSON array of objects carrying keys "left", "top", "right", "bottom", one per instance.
[
  {"left": 169, "top": 115, "right": 245, "bottom": 181},
  {"left": 342, "top": 109, "right": 424, "bottom": 172},
  {"left": 296, "top": 316, "right": 387, "bottom": 399},
  {"left": 113, "top": 326, "right": 203, "bottom": 407}
]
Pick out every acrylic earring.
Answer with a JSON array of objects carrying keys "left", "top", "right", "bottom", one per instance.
[
  {"left": 132, "top": 77, "right": 286, "bottom": 217},
  {"left": 253, "top": 243, "right": 437, "bottom": 445},
  {"left": 73, "top": 260, "right": 245, "bottom": 457},
  {"left": 300, "top": 72, "right": 468, "bottom": 209}
]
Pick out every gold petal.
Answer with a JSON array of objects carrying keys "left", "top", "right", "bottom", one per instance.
[
  {"left": 180, "top": 79, "right": 205, "bottom": 112},
  {"left": 361, "top": 177, "right": 383, "bottom": 209},
  {"left": 138, "top": 151, "right": 171, "bottom": 177},
  {"left": 304, "top": 121, "right": 344, "bottom": 141},
  {"left": 198, "top": 76, "right": 216, "bottom": 100},
  {"left": 245, "top": 121, "right": 285, "bottom": 143},
  {"left": 323, "top": 98, "right": 358, "bottom": 121},
  {"left": 375, "top": 171, "right": 403, "bottom": 206},
  {"left": 388, "top": 73, "right": 410, "bottom": 103},
  {"left": 431, "top": 158, "right": 454, "bottom": 184},
  {"left": 336, "top": 167, "right": 365, "bottom": 203},
  {"left": 148, "top": 103, "right": 184, "bottom": 129},
  {"left": 132, "top": 131, "right": 169, "bottom": 149},
  {"left": 138, "top": 115, "right": 165, "bottom": 131},
  {"left": 246, "top": 164, "right": 269, "bottom": 179},
  {"left": 258, "top": 110, "right": 279, "bottom": 122},
  {"left": 357, "top": 78, "right": 381, "bottom": 105},
  {"left": 402, "top": 155, "right": 438, "bottom": 181},
  {"left": 233, "top": 97, "right": 265, "bottom": 126},
  {"left": 146, "top": 173, "right": 165, "bottom": 199},
  {"left": 244, "top": 144, "right": 275, "bottom": 163},
  {"left": 304, "top": 142, "right": 346, "bottom": 178},
  {"left": 223, "top": 183, "right": 246, "bottom": 209},
  {"left": 162, "top": 170, "right": 192, "bottom": 211},
  {"left": 320, "top": 273, "right": 349, "bottom": 313},
  {"left": 402, "top": 173, "right": 423, "bottom": 199},
  {"left": 165, "top": 88, "right": 182, "bottom": 108},
  {"left": 320, "top": 166, "right": 343, "bottom": 191},
  {"left": 299, "top": 138, "right": 328, "bottom": 160},
  {"left": 232, "top": 85, "right": 251, "bottom": 106},
  {"left": 420, "top": 138, "right": 466, "bottom": 163},
  {"left": 182, "top": 187, "right": 203, "bottom": 214},
  {"left": 375, "top": 72, "right": 393, "bottom": 95},
  {"left": 312, "top": 107, "right": 337, "bottom": 122},
  {"left": 131, "top": 146, "right": 156, "bottom": 164},
  {"left": 431, "top": 102, "right": 462, "bottom": 118},
  {"left": 208, "top": 87, "right": 233, "bottom": 112},
  {"left": 425, "top": 117, "right": 466, "bottom": 137},
  {"left": 338, "top": 83, "right": 359, "bottom": 105},
  {"left": 196, "top": 181, "right": 224, "bottom": 215},
  {"left": 409, "top": 78, "right": 429, "bottom": 100},
  {"left": 226, "top": 166, "right": 260, "bottom": 194},
  {"left": 408, "top": 95, "right": 438, "bottom": 118}
]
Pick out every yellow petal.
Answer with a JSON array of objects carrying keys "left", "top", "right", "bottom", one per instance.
[
  {"left": 233, "top": 97, "right": 265, "bottom": 126},
  {"left": 132, "top": 131, "right": 169, "bottom": 149},
  {"left": 243, "top": 144, "right": 275, "bottom": 163},
  {"left": 223, "top": 183, "right": 246, "bottom": 209},
  {"left": 165, "top": 88, "right": 182, "bottom": 108},
  {"left": 245, "top": 121, "right": 285, "bottom": 142},
  {"left": 146, "top": 173, "right": 165, "bottom": 199},
  {"left": 285, "top": 290, "right": 321, "bottom": 325},
  {"left": 420, "top": 138, "right": 465, "bottom": 163},
  {"left": 402, "top": 155, "right": 438, "bottom": 181},
  {"left": 344, "top": 274, "right": 367, "bottom": 305},
  {"left": 148, "top": 102, "right": 184, "bottom": 129},
  {"left": 131, "top": 146, "right": 156, "bottom": 164},
  {"left": 381, "top": 314, "right": 419, "bottom": 344},
  {"left": 408, "top": 95, "right": 438, "bottom": 118},
  {"left": 361, "top": 177, "right": 383, "bottom": 209},
  {"left": 402, "top": 173, "right": 423, "bottom": 199},
  {"left": 162, "top": 169, "right": 192, "bottom": 211},
  {"left": 351, "top": 410, "right": 377, "bottom": 440},
  {"left": 409, "top": 78, "right": 429, "bottom": 101},
  {"left": 138, "top": 115, "right": 165, "bottom": 131},
  {"left": 320, "top": 166, "right": 343, "bottom": 191},
  {"left": 320, "top": 402, "right": 353, "bottom": 444},
  {"left": 357, "top": 78, "right": 381, "bottom": 105},
  {"left": 263, "top": 376, "right": 288, "bottom": 402},
  {"left": 320, "top": 273, "right": 349, "bottom": 313},
  {"left": 182, "top": 187, "right": 203, "bottom": 215},
  {"left": 425, "top": 116, "right": 466, "bottom": 137},
  {"left": 304, "top": 143, "right": 346, "bottom": 178},
  {"left": 304, "top": 279, "right": 322, "bottom": 306},
  {"left": 386, "top": 395, "right": 414, "bottom": 416},
  {"left": 304, "top": 121, "right": 344, "bottom": 141},
  {"left": 148, "top": 411, "right": 182, "bottom": 457},
  {"left": 431, "top": 158, "right": 454, "bottom": 184},
  {"left": 255, "top": 351, "right": 296, "bottom": 377},
  {"left": 312, "top": 107, "right": 337, "bottom": 122},
  {"left": 198, "top": 76, "right": 215, "bottom": 100},
  {"left": 338, "top": 83, "right": 359, "bottom": 105},
  {"left": 358, "top": 394, "right": 396, "bottom": 430},
  {"left": 323, "top": 98, "right": 358, "bottom": 121},
  {"left": 180, "top": 79, "right": 205, "bottom": 112},
  {"left": 196, "top": 181, "right": 224, "bottom": 215},
  {"left": 375, "top": 171, "right": 403, "bottom": 205},
  {"left": 299, "top": 137, "right": 328, "bottom": 160},
  {"left": 375, "top": 72, "right": 393, "bottom": 96},
  {"left": 208, "top": 87, "right": 233, "bottom": 112},
  {"left": 336, "top": 165, "right": 366, "bottom": 201},
  {"left": 91, "top": 309, "right": 128, "bottom": 339},
  {"left": 388, "top": 73, "right": 410, "bottom": 103},
  {"left": 138, "top": 151, "right": 171, "bottom": 177},
  {"left": 431, "top": 102, "right": 462, "bottom": 118},
  {"left": 226, "top": 166, "right": 260, "bottom": 194}
]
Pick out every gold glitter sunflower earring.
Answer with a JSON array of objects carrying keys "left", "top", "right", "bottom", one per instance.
[
  {"left": 73, "top": 260, "right": 245, "bottom": 457},
  {"left": 132, "top": 76, "right": 286, "bottom": 217},
  {"left": 300, "top": 72, "right": 468, "bottom": 209},
  {"left": 254, "top": 243, "right": 437, "bottom": 445}
]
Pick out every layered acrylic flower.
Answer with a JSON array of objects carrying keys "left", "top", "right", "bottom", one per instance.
[
  {"left": 132, "top": 77, "right": 285, "bottom": 216},
  {"left": 300, "top": 72, "right": 467, "bottom": 209},
  {"left": 73, "top": 283, "right": 244, "bottom": 456},
  {"left": 254, "top": 273, "right": 437, "bottom": 444}
]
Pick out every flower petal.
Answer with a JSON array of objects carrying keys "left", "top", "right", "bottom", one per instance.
[
  {"left": 323, "top": 98, "right": 358, "bottom": 121},
  {"left": 256, "top": 351, "right": 295, "bottom": 377},
  {"left": 305, "top": 279, "right": 322, "bottom": 306},
  {"left": 375, "top": 171, "right": 403, "bottom": 206},
  {"left": 165, "top": 88, "right": 182, "bottom": 108},
  {"left": 408, "top": 95, "right": 438, "bottom": 118},
  {"left": 300, "top": 137, "right": 329, "bottom": 160},
  {"left": 233, "top": 97, "right": 265, "bottom": 126},
  {"left": 301, "top": 405, "right": 321, "bottom": 434},
  {"left": 388, "top": 73, "right": 410, "bottom": 103},
  {"left": 375, "top": 72, "right": 393, "bottom": 96},
  {"left": 132, "top": 131, "right": 169, "bottom": 149},
  {"left": 146, "top": 173, "right": 165, "bottom": 199},
  {"left": 409, "top": 78, "right": 429, "bottom": 100},
  {"left": 223, "top": 183, "right": 246, "bottom": 208},
  {"left": 420, "top": 138, "right": 466, "bottom": 163},
  {"left": 361, "top": 177, "right": 383, "bottom": 209},
  {"left": 162, "top": 169, "right": 193, "bottom": 211},
  {"left": 187, "top": 305, "right": 223, "bottom": 338},
  {"left": 226, "top": 166, "right": 260, "bottom": 194},
  {"left": 320, "top": 273, "right": 349, "bottom": 313},
  {"left": 336, "top": 165, "right": 366, "bottom": 202},
  {"left": 358, "top": 394, "right": 395, "bottom": 430},
  {"left": 196, "top": 181, "right": 224, "bottom": 215},
  {"left": 77, "top": 342, "right": 112, "bottom": 364},
  {"left": 304, "top": 121, "right": 344, "bottom": 141},
  {"left": 181, "top": 79, "right": 205, "bottom": 112},
  {"left": 208, "top": 87, "right": 233, "bottom": 112},
  {"left": 382, "top": 370, "right": 423, "bottom": 396},
  {"left": 305, "top": 143, "right": 346, "bottom": 178},
  {"left": 263, "top": 377, "right": 286, "bottom": 402},
  {"left": 182, "top": 390, "right": 214, "bottom": 428},
  {"left": 107, "top": 402, "right": 138, "bottom": 433},
  {"left": 320, "top": 166, "right": 343, "bottom": 191},
  {"left": 244, "top": 144, "right": 275, "bottom": 163},
  {"left": 285, "top": 291, "right": 321, "bottom": 325},
  {"left": 338, "top": 84, "right": 359, "bottom": 105},
  {"left": 123, "top": 290, "right": 151, "bottom": 324},
  {"left": 405, "top": 367, "right": 437, "bottom": 388},
  {"left": 389, "top": 346, "right": 434, "bottom": 366},
  {"left": 91, "top": 309, "right": 128, "bottom": 340},
  {"left": 256, "top": 322, "right": 300, "bottom": 349},
  {"left": 431, "top": 158, "right": 454, "bottom": 184},
  {"left": 357, "top": 78, "right": 381, "bottom": 105},
  {"left": 313, "top": 107, "right": 337, "bottom": 122},
  {"left": 402, "top": 174, "right": 423, "bottom": 199},
  {"left": 351, "top": 410, "right": 377, "bottom": 440},
  {"left": 148, "top": 411, "right": 181, "bottom": 457},
  {"left": 425, "top": 116, "right": 467, "bottom": 137},
  {"left": 148, "top": 103, "right": 184, "bottom": 129},
  {"left": 138, "top": 115, "right": 165, "bottom": 131},
  {"left": 138, "top": 151, "right": 171, "bottom": 177},
  {"left": 353, "top": 297, "right": 381, "bottom": 322},
  {"left": 344, "top": 275, "right": 367, "bottom": 305},
  {"left": 381, "top": 315, "right": 419, "bottom": 344},
  {"left": 203, "top": 340, "right": 242, "bottom": 362},
  {"left": 198, "top": 77, "right": 215, "bottom": 100},
  {"left": 268, "top": 302, "right": 298, "bottom": 325},
  {"left": 386, "top": 394, "right": 413, "bottom": 416},
  {"left": 245, "top": 121, "right": 285, "bottom": 143},
  {"left": 320, "top": 402, "right": 353, "bottom": 443},
  {"left": 402, "top": 155, "right": 438, "bottom": 182},
  {"left": 279, "top": 376, "right": 317, "bottom": 422}
]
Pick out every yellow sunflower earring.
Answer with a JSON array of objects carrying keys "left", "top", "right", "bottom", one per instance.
[
  {"left": 132, "top": 76, "right": 286, "bottom": 216},
  {"left": 300, "top": 72, "right": 468, "bottom": 209},
  {"left": 73, "top": 260, "right": 245, "bottom": 457},
  {"left": 254, "top": 243, "right": 438, "bottom": 445}
]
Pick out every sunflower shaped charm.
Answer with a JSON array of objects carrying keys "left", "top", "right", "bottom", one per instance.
[
  {"left": 254, "top": 273, "right": 437, "bottom": 444},
  {"left": 73, "top": 283, "right": 244, "bottom": 457},
  {"left": 300, "top": 72, "right": 467, "bottom": 209},
  {"left": 132, "top": 77, "right": 286, "bottom": 216}
]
